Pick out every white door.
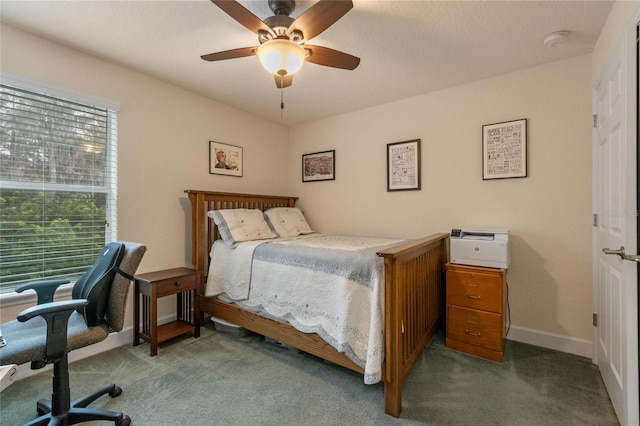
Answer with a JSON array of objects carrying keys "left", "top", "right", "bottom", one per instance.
[{"left": 592, "top": 20, "right": 639, "bottom": 426}]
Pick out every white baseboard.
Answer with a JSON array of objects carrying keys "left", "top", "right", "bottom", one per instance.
[{"left": 506, "top": 325, "right": 593, "bottom": 360}]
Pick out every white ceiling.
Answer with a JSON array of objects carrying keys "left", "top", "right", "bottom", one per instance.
[{"left": 0, "top": 0, "right": 614, "bottom": 126}]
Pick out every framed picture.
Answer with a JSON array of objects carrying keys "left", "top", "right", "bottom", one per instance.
[
  {"left": 482, "top": 119, "right": 527, "bottom": 180},
  {"left": 209, "top": 141, "right": 242, "bottom": 177},
  {"left": 302, "top": 150, "right": 335, "bottom": 182},
  {"left": 387, "top": 139, "right": 421, "bottom": 191}
]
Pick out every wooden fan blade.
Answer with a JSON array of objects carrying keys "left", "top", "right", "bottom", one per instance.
[
  {"left": 275, "top": 74, "right": 293, "bottom": 88},
  {"left": 211, "top": 0, "right": 274, "bottom": 37},
  {"left": 201, "top": 46, "right": 257, "bottom": 62},
  {"left": 304, "top": 45, "right": 360, "bottom": 70},
  {"left": 288, "top": 0, "right": 353, "bottom": 41}
]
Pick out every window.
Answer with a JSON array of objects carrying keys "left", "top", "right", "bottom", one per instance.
[{"left": 0, "top": 79, "right": 118, "bottom": 295}]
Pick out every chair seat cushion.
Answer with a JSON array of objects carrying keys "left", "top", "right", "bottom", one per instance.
[{"left": 0, "top": 311, "right": 108, "bottom": 366}]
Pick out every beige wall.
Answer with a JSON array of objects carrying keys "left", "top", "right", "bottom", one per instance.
[
  {"left": 0, "top": 24, "right": 290, "bottom": 322},
  {"left": 288, "top": 54, "right": 593, "bottom": 342}
]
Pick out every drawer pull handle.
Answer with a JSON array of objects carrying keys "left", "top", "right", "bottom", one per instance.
[
  {"left": 464, "top": 293, "right": 481, "bottom": 300},
  {"left": 465, "top": 329, "right": 481, "bottom": 337}
]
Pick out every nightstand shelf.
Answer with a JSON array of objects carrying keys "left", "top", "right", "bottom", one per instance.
[
  {"left": 134, "top": 267, "right": 200, "bottom": 356},
  {"left": 157, "top": 320, "right": 195, "bottom": 344}
]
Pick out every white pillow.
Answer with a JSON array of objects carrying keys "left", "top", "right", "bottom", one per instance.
[
  {"left": 208, "top": 209, "right": 277, "bottom": 247},
  {"left": 264, "top": 207, "right": 313, "bottom": 238}
]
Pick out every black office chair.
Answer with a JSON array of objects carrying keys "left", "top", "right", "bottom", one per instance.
[{"left": 0, "top": 241, "right": 146, "bottom": 426}]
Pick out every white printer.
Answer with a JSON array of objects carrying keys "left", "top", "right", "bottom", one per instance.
[{"left": 450, "top": 228, "right": 510, "bottom": 269}]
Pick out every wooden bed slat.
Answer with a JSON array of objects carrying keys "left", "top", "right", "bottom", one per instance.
[{"left": 185, "top": 189, "right": 447, "bottom": 418}]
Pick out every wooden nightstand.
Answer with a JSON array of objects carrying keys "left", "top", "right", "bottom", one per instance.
[
  {"left": 445, "top": 263, "right": 506, "bottom": 362},
  {"left": 133, "top": 267, "right": 200, "bottom": 356}
]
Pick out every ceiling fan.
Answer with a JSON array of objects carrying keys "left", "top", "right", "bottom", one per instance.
[{"left": 201, "top": 0, "right": 360, "bottom": 89}]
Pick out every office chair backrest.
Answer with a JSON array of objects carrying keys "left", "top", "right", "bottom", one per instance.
[
  {"left": 107, "top": 242, "right": 146, "bottom": 332},
  {"left": 72, "top": 242, "right": 126, "bottom": 327}
]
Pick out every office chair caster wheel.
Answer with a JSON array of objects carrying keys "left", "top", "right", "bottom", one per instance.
[
  {"left": 36, "top": 400, "right": 50, "bottom": 416},
  {"left": 116, "top": 415, "right": 131, "bottom": 426},
  {"left": 109, "top": 386, "right": 123, "bottom": 398}
]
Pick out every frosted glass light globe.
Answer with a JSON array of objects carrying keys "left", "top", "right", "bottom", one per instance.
[{"left": 257, "top": 39, "right": 305, "bottom": 76}]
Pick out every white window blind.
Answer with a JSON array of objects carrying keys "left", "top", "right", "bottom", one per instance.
[{"left": 0, "top": 82, "right": 118, "bottom": 293}]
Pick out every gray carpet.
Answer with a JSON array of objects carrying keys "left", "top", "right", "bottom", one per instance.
[{"left": 1, "top": 324, "right": 619, "bottom": 425}]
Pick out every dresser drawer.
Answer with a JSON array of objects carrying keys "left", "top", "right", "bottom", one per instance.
[
  {"left": 447, "top": 305, "right": 503, "bottom": 351},
  {"left": 155, "top": 273, "right": 196, "bottom": 297},
  {"left": 447, "top": 267, "right": 503, "bottom": 313}
]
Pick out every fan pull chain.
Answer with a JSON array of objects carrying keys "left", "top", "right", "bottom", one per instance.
[{"left": 280, "top": 77, "right": 285, "bottom": 119}]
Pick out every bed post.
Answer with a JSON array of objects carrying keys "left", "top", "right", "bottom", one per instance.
[
  {"left": 378, "top": 233, "right": 448, "bottom": 417},
  {"left": 186, "top": 191, "right": 207, "bottom": 321},
  {"left": 188, "top": 191, "right": 205, "bottom": 272},
  {"left": 383, "top": 252, "right": 403, "bottom": 417}
]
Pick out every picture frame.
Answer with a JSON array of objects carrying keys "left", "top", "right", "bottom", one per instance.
[
  {"left": 209, "top": 141, "right": 242, "bottom": 177},
  {"left": 302, "top": 150, "right": 335, "bottom": 182},
  {"left": 482, "top": 119, "right": 527, "bottom": 180},
  {"left": 387, "top": 139, "right": 421, "bottom": 191}
]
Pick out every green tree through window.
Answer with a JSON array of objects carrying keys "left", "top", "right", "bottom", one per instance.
[{"left": 0, "top": 83, "right": 118, "bottom": 293}]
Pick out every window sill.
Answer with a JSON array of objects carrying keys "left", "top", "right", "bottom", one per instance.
[{"left": 0, "top": 284, "right": 74, "bottom": 308}]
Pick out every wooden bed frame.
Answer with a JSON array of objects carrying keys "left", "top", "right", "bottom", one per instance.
[{"left": 185, "top": 189, "right": 448, "bottom": 418}]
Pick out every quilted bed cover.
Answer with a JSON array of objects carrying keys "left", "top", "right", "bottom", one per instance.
[{"left": 205, "top": 234, "right": 402, "bottom": 384}]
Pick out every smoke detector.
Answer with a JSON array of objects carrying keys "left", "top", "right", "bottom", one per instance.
[{"left": 543, "top": 31, "right": 570, "bottom": 48}]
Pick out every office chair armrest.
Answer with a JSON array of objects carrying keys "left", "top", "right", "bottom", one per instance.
[
  {"left": 17, "top": 299, "right": 89, "bottom": 364},
  {"left": 17, "top": 299, "right": 88, "bottom": 323},
  {"left": 16, "top": 279, "right": 72, "bottom": 305}
]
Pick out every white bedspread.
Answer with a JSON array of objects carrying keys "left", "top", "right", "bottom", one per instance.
[
  {"left": 205, "top": 234, "right": 402, "bottom": 384},
  {"left": 205, "top": 239, "right": 264, "bottom": 300}
]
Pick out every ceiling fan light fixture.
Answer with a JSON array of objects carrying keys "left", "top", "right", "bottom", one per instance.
[{"left": 257, "top": 39, "right": 305, "bottom": 76}]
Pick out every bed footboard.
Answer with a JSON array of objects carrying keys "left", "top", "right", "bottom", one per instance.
[{"left": 377, "top": 233, "right": 448, "bottom": 417}]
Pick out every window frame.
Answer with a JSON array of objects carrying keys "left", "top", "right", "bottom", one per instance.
[{"left": 0, "top": 73, "right": 120, "bottom": 307}]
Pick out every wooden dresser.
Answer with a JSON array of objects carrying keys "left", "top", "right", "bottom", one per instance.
[{"left": 445, "top": 263, "right": 506, "bottom": 362}]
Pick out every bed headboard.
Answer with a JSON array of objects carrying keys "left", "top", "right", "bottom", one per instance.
[{"left": 184, "top": 190, "right": 298, "bottom": 277}]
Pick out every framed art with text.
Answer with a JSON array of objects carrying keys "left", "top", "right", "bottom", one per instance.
[
  {"left": 302, "top": 150, "right": 335, "bottom": 182},
  {"left": 482, "top": 119, "right": 527, "bottom": 180},
  {"left": 209, "top": 141, "right": 242, "bottom": 177},
  {"left": 387, "top": 139, "right": 421, "bottom": 191}
]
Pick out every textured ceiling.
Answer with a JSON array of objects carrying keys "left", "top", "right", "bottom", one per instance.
[{"left": 0, "top": 0, "right": 614, "bottom": 126}]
